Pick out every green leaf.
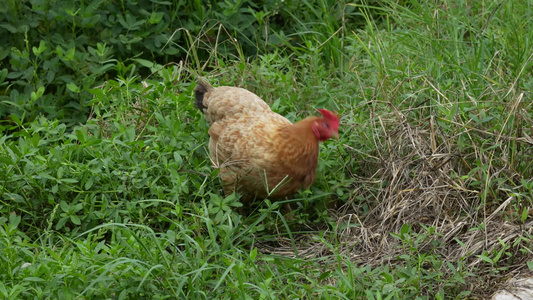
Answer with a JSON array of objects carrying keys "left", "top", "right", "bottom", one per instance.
[
  {"left": 476, "top": 254, "right": 493, "bottom": 265},
  {"left": 32, "top": 40, "right": 47, "bottom": 56},
  {"left": 56, "top": 217, "right": 68, "bottom": 230},
  {"left": 65, "top": 47, "right": 76, "bottom": 61},
  {"left": 400, "top": 223, "right": 410, "bottom": 239},
  {"left": 0, "top": 68, "right": 7, "bottom": 82},
  {"left": 73, "top": 203, "right": 83, "bottom": 212},
  {"left": 318, "top": 271, "right": 331, "bottom": 281},
  {"left": 30, "top": 132, "right": 40, "bottom": 147},
  {"left": 365, "top": 289, "right": 377, "bottom": 300},
  {"left": 10, "top": 114, "right": 22, "bottom": 125},
  {"left": 85, "top": 176, "right": 94, "bottom": 190},
  {"left": 66, "top": 8, "right": 80, "bottom": 16},
  {"left": 148, "top": 11, "right": 164, "bottom": 24},
  {"left": 6, "top": 193, "right": 24, "bottom": 203},
  {"left": 70, "top": 215, "right": 81, "bottom": 225},
  {"left": 67, "top": 82, "right": 80, "bottom": 93},
  {"left": 250, "top": 247, "right": 257, "bottom": 260},
  {"left": 60, "top": 178, "right": 79, "bottom": 183},
  {"left": 57, "top": 166, "right": 64, "bottom": 178},
  {"left": 75, "top": 129, "right": 87, "bottom": 143},
  {"left": 97, "top": 42, "right": 107, "bottom": 55},
  {"left": 60, "top": 201, "right": 70, "bottom": 212},
  {"left": 0, "top": 155, "right": 13, "bottom": 165},
  {"left": 30, "top": 86, "right": 45, "bottom": 101},
  {"left": 493, "top": 248, "right": 504, "bottom": 264},
  {"left": 9, "top": 212, "right": 21, "bottom": 228},
  {"left": 23, "top": 277, "right": 46, "bottom": 282},
  {"left": 134, "top": 58, "right": 162, "bottom": 73},
  {"left": 174, "top": 151, "right": 183, "bottom": 165}
]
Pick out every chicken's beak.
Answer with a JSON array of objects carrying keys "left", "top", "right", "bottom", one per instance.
[{"left": 331, "top": 131, "right": 339, "bottom": 139}]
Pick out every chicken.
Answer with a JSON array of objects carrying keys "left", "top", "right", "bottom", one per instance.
[{"left": 194, "top": 78, "right": 339, "bottom": 200}]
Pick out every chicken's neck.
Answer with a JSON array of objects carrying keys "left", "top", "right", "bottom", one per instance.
[
  {"left": 277, "top": 117, "right": 321, "bottom": 169},
  {"left": 287, "top": 117, "right": 321, "bottom": 142}
]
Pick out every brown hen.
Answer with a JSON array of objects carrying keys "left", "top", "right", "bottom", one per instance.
[{"left": 194, "top": 78, "right": 339, "bottom": 200}]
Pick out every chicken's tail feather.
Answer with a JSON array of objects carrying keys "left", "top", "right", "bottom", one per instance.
[{"left": 194, "top": 78, "right": 214, "bottom": 111}]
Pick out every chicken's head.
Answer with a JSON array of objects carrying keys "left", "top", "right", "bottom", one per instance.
[{"left": 312, "top": 109, "right": 340, "bottom": 141}]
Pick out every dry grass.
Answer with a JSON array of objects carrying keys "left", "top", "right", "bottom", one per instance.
[{"left": 259, "top": 90, "right": 533, "bottom": 297}]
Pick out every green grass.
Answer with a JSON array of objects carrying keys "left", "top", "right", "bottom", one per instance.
[{"left": 1, "top": 0, "right": 533, "bottom": 299}]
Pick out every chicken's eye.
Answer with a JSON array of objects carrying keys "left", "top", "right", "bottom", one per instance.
[{"left": 322, "top": 122, "right": 328, "bottom": 128}]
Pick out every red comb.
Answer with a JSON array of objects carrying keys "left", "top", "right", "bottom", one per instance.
[{"left": 317, "top": 109, "right": 339, "bottom": 129}]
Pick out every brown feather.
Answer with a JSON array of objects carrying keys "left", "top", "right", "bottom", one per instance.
[{"left": 195, "top": 78, "right": 336, "bottom": 200}]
